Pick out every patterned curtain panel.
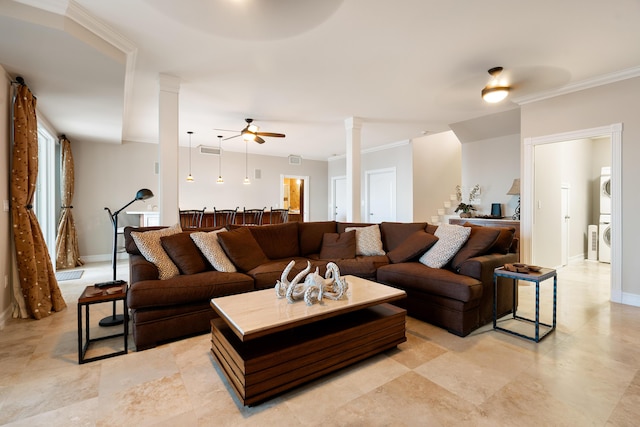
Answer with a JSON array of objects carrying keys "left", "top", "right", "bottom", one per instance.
[
  {"left": 55, "top": 136, "right": 84, "bottom": 269},
  {"left": 11, "top": 83, "right": 66, "bottom": 319}
]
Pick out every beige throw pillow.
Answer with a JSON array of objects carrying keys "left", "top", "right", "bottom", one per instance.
[
  {"left": 345, "top": 224, "right": 385, "bottom": 256},
  {"left": 131, "top": 224, "right": 182, "bottom": 280},
  {"left": 190, "top": 229, "right": 237, "bottom": 273},
  {"left": 419, "top": 224, "right": 471, "bottom": 268}
]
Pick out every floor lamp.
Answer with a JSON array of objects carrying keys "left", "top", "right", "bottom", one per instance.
[{"left": 99, "top": 188, "right": 154, "bottom": 326}]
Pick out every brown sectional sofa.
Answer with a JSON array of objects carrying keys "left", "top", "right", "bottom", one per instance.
[{"left": 124, "top": 221, "right": 518, "bottom": 350}]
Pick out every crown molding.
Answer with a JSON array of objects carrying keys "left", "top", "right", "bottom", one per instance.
[
  {"left": 328, "top": 139, "right": 410, "bottom": 161},
  {"left": 513, "top": 66, "right": 640, "bottom": 105},
  {"left": 13, "top": 0, "right": 68, "bottom": 15}
]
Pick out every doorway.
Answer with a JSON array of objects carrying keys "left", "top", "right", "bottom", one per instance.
[
  {"left": 523, "top": 123, "right": 621, "bottom": 303},
  {"left": 280, "top": 175, "right": 310, "bottom": 222}
]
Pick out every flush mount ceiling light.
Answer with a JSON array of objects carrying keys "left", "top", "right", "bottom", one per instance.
[
  {"left": 481, "top": 67, "right": 510, "bottom": 103},
  {"left": 186, "top": 131, "right": 195, "bottom": 182}
]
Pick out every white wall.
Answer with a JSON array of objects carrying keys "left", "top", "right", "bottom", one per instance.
[
  {"left": 412, "top": 131, "right": 461, "bottom": 222},
  {"left": 328, "top": 141, "right": 413, "bottom": 222},
  {"left": 0, "top": 69, "right": 11, "bottom": 326},
  {"left": 521, "top": 76, "right": 640, "bottom": 302},
  {"left": 461, "top": 134, "right": 520, "bottom": 217}
]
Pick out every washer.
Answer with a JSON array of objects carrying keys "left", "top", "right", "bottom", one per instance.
[
  {"left": 600, "top": 166, "right": 611, "bottom": 215},
  {"left": 599, "top": 214, "right": 611, "bottom": 263}
]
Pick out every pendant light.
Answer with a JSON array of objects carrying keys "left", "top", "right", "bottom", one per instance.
[
  {"left": 243, "top": 140, "right": 251, "bottom": 185},
  {"left": 186, "top": 131, "right": 195, "bottom": 182},
  {"left": 216, "top": 135, "right": 224, "bottom": 184}
]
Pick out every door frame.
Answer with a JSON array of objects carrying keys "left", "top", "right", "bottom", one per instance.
[
  {"left": 560, "top": 183, "right": 570, "bottom": 267},
  {"left": 330, "top": 175, "right": 346, "bottom": 221},
  {"left": 280, "top": 174, "right": 310, "bottom": 222},
  {"left": 523, "top": 123, "right": 621, "bottom": 303},
  {"left": 364, "top": 167, "right": 397, "bottom": 223}
]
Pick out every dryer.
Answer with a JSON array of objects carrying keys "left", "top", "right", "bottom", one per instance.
[
  {"left": 600, "top": 166, "right": 611, "bottom": 214},
  {"left": 599, "top": 214, "right": 611, "bottom": 263}
]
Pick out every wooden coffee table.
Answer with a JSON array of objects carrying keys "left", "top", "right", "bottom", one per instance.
[{"left": 210, "top": 275, "right": 407, "bottom": 405}]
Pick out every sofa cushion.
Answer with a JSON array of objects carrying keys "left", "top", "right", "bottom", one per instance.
[
  {"left": 419, "top": 224, "right": 471, "bottom": 269},
  {"left": 131, "top": 224, "right": 182, "bottom": 280},
  {"left": 387, "top": 230, "right": 439, "bottom": 264},
  {"left": 307, "top": 254, "right": 389, "bottom": 279},
  {"left": 337, "top": 222, "right": 371, "bottom": 233},
  {"left": 161, "top": 232, "right": 209, "bottom": 275},
  {"left": 450, "top": 226, "right": 501, "bottom": 270},
  {"left": 127, "top": 271, "right": 254, "bottom": 309},
  {"left": 247, "top": 257, "right": 316, "bottom": 290},
  {"left": 379, "top": 222, "right": 429, "bottom": 252},
  {"left": 320, "top": 231, "right": 356, "bottom": 260},
  {"left": 298, "top": 221, "right": 337, "bottom": 256},
  {"left": 377, "top": 262, "right": 482, "bottom": 303},
  {"left": 463, "top": 222, "right": 515, "bottom": 254},
  {"left": 345, "top": 224, "right": 385, "bottom": 256},
  {"left": 249, "top": 222, "right": 300, "bottom": 259},
  {"left": 190, "top": 229, "right": 237, "bottom": 272},
  {"left": 217, "top": 227, "right": 269, "bottom": 272}
]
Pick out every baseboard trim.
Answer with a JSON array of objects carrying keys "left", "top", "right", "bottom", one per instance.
[
  {"left": 0, "top": 304, "right": 13, "bottom": 330},
  {"left": 620, "top": 292, "right": 640, "bottom": 308},
  {"left": 80, "top": 253, "right": 128, "bottom": 263}
]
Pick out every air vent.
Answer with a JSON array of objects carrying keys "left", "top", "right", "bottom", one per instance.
[
  {"left": 199, "top": 145, "right": 221, "bottom": 155},
  {"left": 288, "top": 155, "right": 302, "bottom": 165}
]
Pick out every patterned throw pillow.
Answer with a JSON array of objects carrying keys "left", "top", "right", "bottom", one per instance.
[
  {"left": 190, "top": 229, "right": 237, "bottom": 273},
  {"left": 345, "top": 224, "right": 385, "bottom": 256},
  {"left": 419, "top": 224, "right": 471, "bottom": 268},
  {"left": 131, "top": 224, "right": 182, "bottom": 280}
]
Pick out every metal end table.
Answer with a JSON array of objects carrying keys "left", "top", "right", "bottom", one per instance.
[
  {"left": 78, "top": 284, "right": 128, "bottom": 364},
  {"left": 493, "top": 266, "right": 557, "bottom": 342}
]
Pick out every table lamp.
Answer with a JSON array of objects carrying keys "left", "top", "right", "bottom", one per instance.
[{"left": 507, "top": 179, "right": 520, "bottom": 220}]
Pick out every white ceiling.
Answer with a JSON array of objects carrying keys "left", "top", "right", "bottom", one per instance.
[{"left": 2, "top": 0, "right": 640, "bottom": 159}]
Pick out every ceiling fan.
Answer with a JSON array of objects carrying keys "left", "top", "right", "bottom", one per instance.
[{"left": 217, "top": 118, "right": 286, "bottom": 144}]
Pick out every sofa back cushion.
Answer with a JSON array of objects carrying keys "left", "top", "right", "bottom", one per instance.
[
  {"left": 463, "top": 222, "right": 515, "bottom": 254},
  {"left": 299, "top": 221, "right": 337, "bottom": 255},
  {"left": 190, "top": 229, "right": 237, "bottom": 272},
  {"left": 337, "top": 222, "right": 371, "bottom": 233},
  {"left": 379, "top": 222, "right": 428, "bottom": 252},
  {"left": 217, "top": 227, "right": 270, "bottom": 272},
  {"left": 319, "top": 230, "right": 357, "bottom": 259},
  {"left": 248, "top": 222, "right": 300, "bottom": 259},
  {"left": 386, "top": 230, "right": 438, "bottom": 264},
  {"left": 161, "top": 232, "right": 210, "bottom": 275},
  {"left": 450, "top": 226, "right": 501, "bottom": 270}
]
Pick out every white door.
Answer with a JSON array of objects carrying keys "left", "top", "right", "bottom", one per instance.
[
  {"left": 561, "top": 185, "right": 570, "bottom": 266},
  {"left": 332, "top": 176, "right": 347, "bottom": 221},
  {"left": 366, "top": 168, "right": 396, "bottom": 223}
]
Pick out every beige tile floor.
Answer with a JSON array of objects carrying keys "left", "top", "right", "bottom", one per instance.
[{"left": 0, "top": 259, "right": 639, "bottom": 426}]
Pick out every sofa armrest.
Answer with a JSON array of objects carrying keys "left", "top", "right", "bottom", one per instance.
[
  {"left": 129, "top": 253, "right": 159, "bottom": 283},
  {"left": 457, "top": 252, "right": 519, "bottom": 283}
]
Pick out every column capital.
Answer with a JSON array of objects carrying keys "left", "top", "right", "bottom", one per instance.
[
  {"left": 159, "top": 74, "right": 180, "bottom": 93},
  {"left": 345, "top": 116, "right": 363, "bottom": 130}
]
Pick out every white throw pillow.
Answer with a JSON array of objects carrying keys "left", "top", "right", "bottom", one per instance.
[
  {"left": 190, "top": 229, "right": 237, "bottom": 272},
  {"left": 131, "top": 224, "right": 182, "bottom": 280},
  {"left": 345, "top": 224, "right": 385, "bottom": 256},
  {"left": 419, "top": 224, "right": 471, "bottom": 268}
]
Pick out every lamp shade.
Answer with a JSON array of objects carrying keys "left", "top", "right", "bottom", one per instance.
[
  {"left": 506, "top": 179, "right": 520, "bottom": 196},
  {"left": 135, "top": 188, "right": 154, "bottom": 201}
]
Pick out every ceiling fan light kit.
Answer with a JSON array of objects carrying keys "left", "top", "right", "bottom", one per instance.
[{"left": 482, "top": 66, "right": 510, "bottom": 103}]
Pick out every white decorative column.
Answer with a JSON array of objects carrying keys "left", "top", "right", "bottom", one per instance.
[
  {"left": 345, "top": 117, "right": 362, "bottom": 222},
  {"left": 158, "top": 74, "right": 180, "bottom": 226}
]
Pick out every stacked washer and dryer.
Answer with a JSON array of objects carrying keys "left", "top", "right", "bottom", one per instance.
[{"left": 599, "top": 167, "right": 611, "bottom": 263}]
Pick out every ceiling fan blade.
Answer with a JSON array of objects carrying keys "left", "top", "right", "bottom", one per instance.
[
  {"left": 256, "top": 132, "right": 286, "bottom": 138},
  {"left": 254, "top": 136, "right": 265, "bottom": 144},
  {"left": 222, "top": 134, "right": 241, "bottom": 141}
]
